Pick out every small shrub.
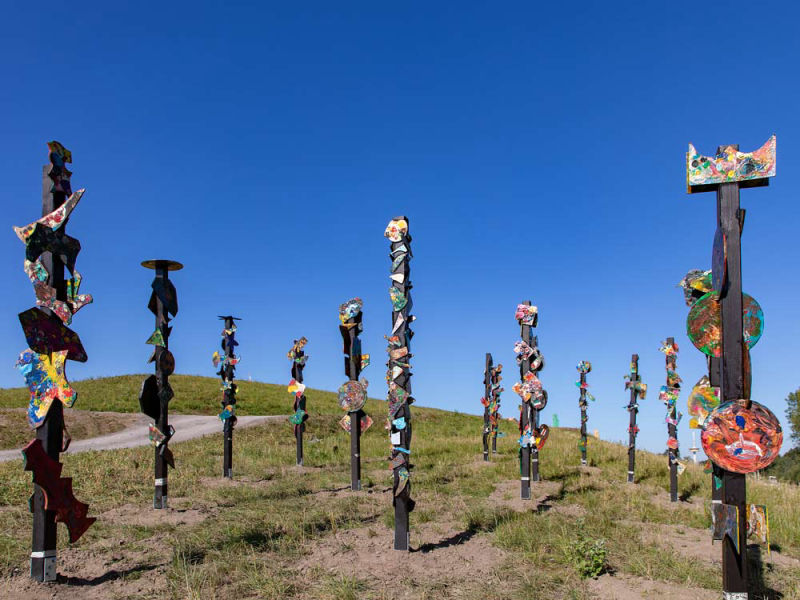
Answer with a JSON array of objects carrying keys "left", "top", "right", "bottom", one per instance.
[{"left": 568, "top": 520, "right": 607, "bottom": 578}]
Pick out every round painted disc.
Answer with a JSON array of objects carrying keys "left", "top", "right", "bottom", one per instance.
[
  {"left": 159, "top": 349, "right": 175, "bottom": 376},
  {"left": 338, "top": 380, "right": 367, "bottom": 412},
  {"left": 686, "top": 291, "right": 764, "bottom": 357},
  {"left": 141, "top": 259, "right": 184, "bottom": 271},
  {"left": 701, "top": 400, "right": 782, "bottom": 473}
]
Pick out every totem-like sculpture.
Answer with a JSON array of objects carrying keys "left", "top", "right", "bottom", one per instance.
[
  {"left": 624, "top": 354, "right": 646, "bottom": 483},
  {"left": 139, "top": 259, "right": 182, "bottom": 508},
  {"left": 576, "top": 361, "right": 593, "bottom": 465},
  {"left": 659, "top": 338, "right": 682, "bottom": 501},
  {"left": 385, "top": 217, "right": 415, "bottom": 551},
  {"left": 514, "top": 301, "right": 548, "bottom": 498},
  {"left": 481, "top": 355, "right": 503, "bottom": 461},
  {"left": 213, "top": 316, "right": 240, "bottom": 478},
  {"left": 14, "top": 141, "right": 95, "bottom": 581},
  {"left": 685, "top": 136, "right": 782, "bottom": 597},
  {"left": 287, "top": 337, "right": 309, "bottom": 466},
  {"left": 338, "top": 298, "right": 371, "bottom": 491}
]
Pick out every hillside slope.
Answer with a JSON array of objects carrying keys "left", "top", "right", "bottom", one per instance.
[{"left": 0, "top": 376, "right": 798, "bottom": 600}]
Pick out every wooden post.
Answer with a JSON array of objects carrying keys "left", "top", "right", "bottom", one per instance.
[
  {"left": 579, "top": 370, "right": 588, "bottom": 465},
  {"left": 625, "top": 354, "right": 642, "bottom": 483},
  {"left": 385, "top": 217, "right": 414, "bottom": 551},
  {"left": 217, "top": 316, "right": 240, "bottom": 479},
  {"left": 29, "top": 158, "right": 69, "bottom": 582},
  {"left": 661, "top": 337, "right": 680, "bottom": 502},
  {"left": 339, "top": 301, "right": 364, "bottom": 492},
  {"left": 718, "top": 180, "right": 748, "bottom": 597},
  {"left": 288, "top": 337, "right": 308, "bottom": 466},
  {"left": 482, "top": 353, "right": 492, "bottom": 461},
  {"left": 140, "top": 259, "right": 182, "bottom": 509},
  {"left": 516, "top": 300, "right": 536, "bottom": 499},
  {"left": 490, "top": 362, "right": 503, "bottom": 455},
  {"left": 685, "top": 138, "right": 776, "bottom": 599}
]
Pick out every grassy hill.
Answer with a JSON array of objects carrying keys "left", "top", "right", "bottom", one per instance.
[{"left": 0, "top": 375, "right": 798, "bottom": 599}]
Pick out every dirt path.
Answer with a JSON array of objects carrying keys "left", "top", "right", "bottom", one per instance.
[{"left": 0, "top": 414, "right": 285, "bottom": 462}]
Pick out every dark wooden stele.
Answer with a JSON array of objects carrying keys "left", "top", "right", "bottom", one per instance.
[
  {"left": 217, "top": 315, "right": 241, "bottom": 478},
  {"left": 625, "top": 354, "right": 643, "bottom": 483},
  {"left": 20, "top": 143, "right": 95, "bottom": 581},
  {"left": 662, "top": 337, "right": 680, "bottom": 502},
  {"left": 687, "top": 142, "right": 770, "bottom": 599},
  {"left": 386, "top": 216, "right": 414, "bottom": 551},
  {"left": 482, "top": 353, "right": 493, "bottom": 461},
  {"left": 340, "top": 302, "right": 365, "bottom": 491},
  {"left": 140, "top": 259, "right": 182, "bottom": 509},
  {"left": 288, "top": 337, "right": 309, "bottom": 466},
  {"left": 517, "top": 300, "right": 538, "bottom": 499},
  {"left": 578, "top": 364, "right": 590, "bottom": 466}
]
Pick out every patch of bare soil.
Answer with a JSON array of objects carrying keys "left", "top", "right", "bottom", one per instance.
[
  {"left": 100, "top": 497, "right": 210, "bottom": 527},
  {"left": 588, "top": 572, "right": 718, "bottom": 599},
  {"left": 487, "top": 479, "right": 562, "bottom": 513},
  {"left": 0, "top": 535, "right": 171, "bottom": 600},
  {"left": 296, "top": 520, "right": 507, "bottom": 598}
]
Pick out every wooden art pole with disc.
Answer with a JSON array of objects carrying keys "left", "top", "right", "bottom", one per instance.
[
  {"left": 482, "top": 353, "right": 492, "bottom": 461},
  {"left": 288, "top": 337, "right": 309, "bottom": 466},
  {"left": 139, "top": 259, "right": 182, "bottom": 509},
  {"left": 215, "top": 315, "right": 240, "bottom": 479},
  {"left": 624, "top": 354, "right": 644, "bottom": 483},
  {"left": 685, "top": 137, "right": 783, "bottom": 599},
  {"left": 577, "top": 361, "right": 592, "bottom": 465},
  {"left": 15, "top": 142, "right": 96, "bottom": 581},
  {"left": 385, "top": 217, "right": 415, "bottom": 551},
  {"left": 490, "top": 363, "right": 503, "bottom": 455},
  {"left": 338, "top": 298, "right": 370, "bottom": 491},
  {"left": 659, "top": 337, "right": 681, "bottom": 502},
  {"left": 514, "top": 301, "right": 542, "bottom": 499}
]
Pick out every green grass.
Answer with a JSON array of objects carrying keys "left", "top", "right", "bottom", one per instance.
[{"left": 0, "top": 375, "right": 798, "bottom": 599}]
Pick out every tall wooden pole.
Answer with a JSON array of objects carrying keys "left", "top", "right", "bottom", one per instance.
[
  {"left": 717, "top": 180, "right": 748, "bottom": 597},
  {"left": 579, "top": 374, "right": 587, "bottom": 465},
  {"left": 15, "top": 143, "right": 94, "bottom": 580},
  {"left": 288, "top": 337, "right": 309, "bottom": 466},
  {"left": 661, "top": 337, "right": 680, "bottom": 502},
  {"left": 625, "top": 354, "right": 643, "bottom": 483},
  {"left": 217, "top": 316, "right": 240, "bottom": 479},
  {"left": 140, "top": 259, "right": 181, "bottom": 509},
  {"left": 339, "top": 299, "right": 366, "bottom": 492},
  {"left": 491, "top": 363, "right": 503, "bottom": 454},
  {"left": 482, "top": 353, "right": 492, "bottom": 461},
  {"left": 516, "top": 300, "right": 536, "bottom": 499},
  {"left": 685, "top": 138, "right": 777, "bottom": 599},
  {"left": 385, "top": 217, "right": 414, "bottom": 551}
]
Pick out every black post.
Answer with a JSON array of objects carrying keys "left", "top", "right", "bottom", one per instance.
[
  {"left": 718, "top": 181, "right": 748, "bottom": 597},
  {"left": 385, "top": 217, "right": 414, "bottom": 551},
  {"left": 660, "top": 337, "right": 680, "bottom": 502},
  {"left": 577, "top": 361, "right": 592, "bottom": 466},
  {"left": 685, "top": 138, "right": 778, "bottom": 599},
  {"left": 482, "top": 353, "right": 492, "bottom": 461},
  {"left": 140, "top": 259, "right": 181, "bottom": 509},
  {"left": 14, "top": 142, "right": 95, "bottom": 580},
  {"left": 514, "top": 301, "right": 541, "bottom": 499},
  {"left": 288, "top": 337, "right": 309, "bottom": 466},
  {"left": 216, "top": 316, "right": 240, "bottom": 479},
  {"left": 625, "top": 354, "right": 643, "bottom": 483},
  {"left": 338, "top": 298, "right": 368, "bottom": 492}
]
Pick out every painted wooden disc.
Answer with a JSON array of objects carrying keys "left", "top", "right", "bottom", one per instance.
[
  {"left": 338, "top": 380, "right": 367, "bottom": 412},
  {"left": 686, "top": 291, "right": 764, "bottom": 357},
  {"left": 701, "top": 400, "right": 782, "bottom": 473}
]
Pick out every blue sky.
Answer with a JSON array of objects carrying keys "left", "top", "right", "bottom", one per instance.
[{"left": 2, "top": 2, "right": 799, "bottom": 458}]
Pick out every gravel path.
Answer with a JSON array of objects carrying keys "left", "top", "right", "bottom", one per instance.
[{"left": 0, "top": 414, "right": 284, "bottom": 463}]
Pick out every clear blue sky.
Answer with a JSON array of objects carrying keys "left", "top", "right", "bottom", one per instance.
[{"left": 2, "top": 2, "right": 799, "bottom": 458}]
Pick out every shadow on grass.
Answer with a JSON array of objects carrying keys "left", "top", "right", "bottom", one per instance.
[
  {"left": 414, "top": 529, "right": 478, "bottom": 553},
  {"left": 748, "top": 544, "right": 784, "bottom": 600},
  {"left": 679, "top": 482, "right": 701, "bottom": 502},
  {"left": 56, "top": 562, "right": 161, "bottom": 586}
]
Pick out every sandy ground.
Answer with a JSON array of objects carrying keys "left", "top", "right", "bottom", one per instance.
[{"left": 0, "top": 414, "right": 284, "bottom": 463}]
